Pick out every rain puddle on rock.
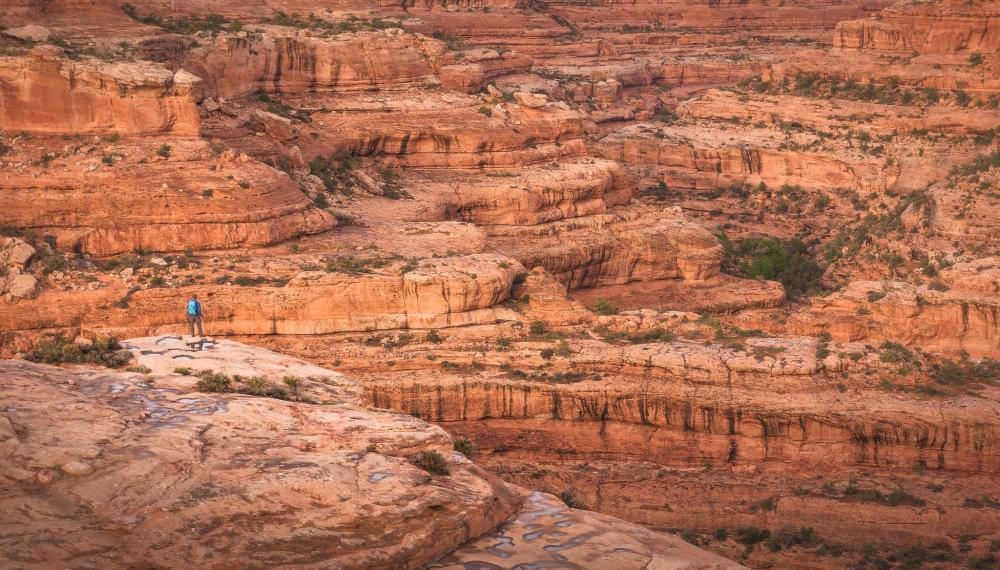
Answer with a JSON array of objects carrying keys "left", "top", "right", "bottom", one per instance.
[
  {"left": 367, "top": 472, "right": 392, "bottom": 483},
  {"left": 542, "top": 534, "right": 591, "bottom": 552},
  {"left": 486, "top": 536, "right": 514, "bottom": 559}
]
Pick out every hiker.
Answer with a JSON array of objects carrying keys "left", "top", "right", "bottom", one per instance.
[{"left": 186, "top": 294, "right": 204, "bottom": 337}]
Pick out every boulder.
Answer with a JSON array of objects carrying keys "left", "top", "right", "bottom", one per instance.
[
  {"left": 249, "top": 109, "right": 297, "bottom": 141},
  {"left": 4, "top": 274, "right": 37, "bottom": 299},
  {"left": 513, "top": 91, "right": 549, "bottom": 108},
  {"left": 0, "top": 238, "right": 34, "bottom": 270},
  {"left": 2, "top": 24, "right": 50, "bottom": 43}
]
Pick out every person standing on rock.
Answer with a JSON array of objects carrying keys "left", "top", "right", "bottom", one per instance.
[{"left": 186, "top": 294, "right": 204, "bottom": 337}]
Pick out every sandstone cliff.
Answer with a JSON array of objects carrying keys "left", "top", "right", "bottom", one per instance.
[{"left": 0, "top": 46, "right": 200, "bottom": 136}]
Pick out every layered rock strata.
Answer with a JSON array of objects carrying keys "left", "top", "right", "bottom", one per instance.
[{"left": 0, "top": 46, "right": 200, "bottom": 136}]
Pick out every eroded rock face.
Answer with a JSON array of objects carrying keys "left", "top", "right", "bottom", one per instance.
[
  {"left": 595, "top": 122, "right": 887, "bottom": 194},
  {"left": 438, "top": 49, "right": 533, "bottom": 93},
  {"left": 784, "top": 280, "right": 1000, "bottom": 356},
  {"left": 833, "top": 1, "right": 1000, "bottom": 53},
  {"left": 0, "top": 238, "right": 37, "bottom": 301},
  {"left": 489, "top": 207, "right": 724, "bottom": 288},
  {"left": 185, "top": 27, "right": 441, "bottom": 99},
  {"left": 3, "top": 0, "right": 999, "bottom": 566},
  {"left": 0, "top": 142, "right": 334, "bottom": 255},
  {"left": 438, "top": 159, "right": 633, "bottom": 226},
  {"left": 0, "top": 46, "right": 200, "bottom": 136},
  {"left": 0, "top": 254, "right": 524, "bottom": 346}
]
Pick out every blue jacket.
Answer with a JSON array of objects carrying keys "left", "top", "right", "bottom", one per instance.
[{"left": 187, "top": 299, "right": 202, "bottom": 316}]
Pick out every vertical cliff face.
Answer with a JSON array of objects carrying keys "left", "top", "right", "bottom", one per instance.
[
  {"left": 367, "top": 378, "right": 1000, "bottom": 473},
  {"left": 783, "top": 279, "right": 1000, "bottom": 357},
  {"left": 185, "top": 27, "right": 441, "bottom": 99},
  {"left": 833, "top": 1, "right": 1000, "bottom": 53},
  {"left": 0, "top": 46, "right": 201, "bottom": 136}
]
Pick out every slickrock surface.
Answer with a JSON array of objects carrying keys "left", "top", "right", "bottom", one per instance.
[
  {"left": 0, "top": 337, "right": 736, "bottom": 568},
  {"left": 434, "top": 491, "right": 744, "bottom": 570}
]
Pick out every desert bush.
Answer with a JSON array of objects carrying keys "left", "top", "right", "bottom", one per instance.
[
  {"left": 452, "top": 438, "right": 476, "bottom": 458},
  {"left": 412, "top": 450, "right": 449, "bottom": 475},
  {"left": 195, "top": 370, "right": 232, "bottom": 393},
  {"left": 25, "top": 335, "right": 131, "bottom": 368},
  {"left": 558, "top": 488, "right": 589, "bottom": 509},
  {"left": 590, "top": 298, "right": 619, "bottom": 315}
]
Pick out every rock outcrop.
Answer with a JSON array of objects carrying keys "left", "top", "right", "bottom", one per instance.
[
  {"left": 785, "top": 279, "right": 1000, "bottom": 356},
  {"left": 0, "top": 336, "right": 741, "bottom": 568},
  {"left": 833, "top": 1, "right": 1000, "bottom": 53},
  {"left": 489, "top": 207, "right": 724, "bottom": 288},
  {"left": 595, "top": 122, "right": 887, "bottom": 194},
  {"left": 438, "top": 159, "right": 633, "bottom": 226},
  {"left": 0, "top": 46, "right": 200, "bottom": 136},
  {"left": 0, "top": 338, "right": 516, "bottom": 569},
  {"left": 0, "top": 142, "right": 334, "bottom": 255},
  {"left": 0, "top": 254, "right": 524, "bottom": 350},
  {"left": 2, "top": 0, "right": 999, "bottom": 567},
  {"left": 435, "top": 491, "right": 745, "bottom": 570},
  {"left": 185, "top": 27, "right": 441, "bottom": 100}
]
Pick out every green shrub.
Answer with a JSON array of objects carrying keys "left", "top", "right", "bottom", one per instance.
[
  {"left": 156, "top": 143, "right": 171, "bottom": 158},
  {"left": 729, "top": 237, "right": 824, "bottom": 298},
  {"left": 736, "top": 527, "right": 770, "bottom": 547},
  {"left": 412, "top": 450, "right": 450, "bottom": 475},
  {"left": 25, "top": 335, "right": 132, "bottom": 368},
  {"left": 558, "top": 488, "right": 589, "bottom": 509},
  {"left": 529, "top": 321, "right": 546, "bottom": 335},
  {"left": 933, "top": 360, "right": 967, "bottom": 385},
  {"left": 242, "top": 376, "right": 288, "bottom": 399},
  {"left": 195, "top": 370, "right": 232, "bottom": 393},
  {"left": 453, "top": 438, "right": 476, "bottom": 458},
  {"left": 867, "top": 290, "right": 887, "bottom": 302},
  {"left": 752, "top": 496, "right": 778, "bottom": 512},
  {"left": 173, "top": 367, "right": 193, "bottom": 375},
  {"left": 680, "top": 530, "right": 699, "bottom": 544},
  {"left": 929, "top": 279, "right": 949, "bottom": 291},
  {"left": 554, "top": 339, "right": 572, "bottom": 357},
  {"left": 969, "top": 554, "right": 999, "bottom": 569},
  {"left": 398, "top": 257, "right": 419, "bottom": 274},
  {"left": 125, "top": 365, "right": 152, "bottom": 374},
  {"left": 591, "top": 298, "right": 619, "bottom": 315},
  {"left": 425, "top": 329, "right": 443, "bottom": 344},
  {"left": 879, "top": 341, "right": 913, "bottom": 363},
  {"left": 887, "top": 488, "right": 926, "bottom": 507}
]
